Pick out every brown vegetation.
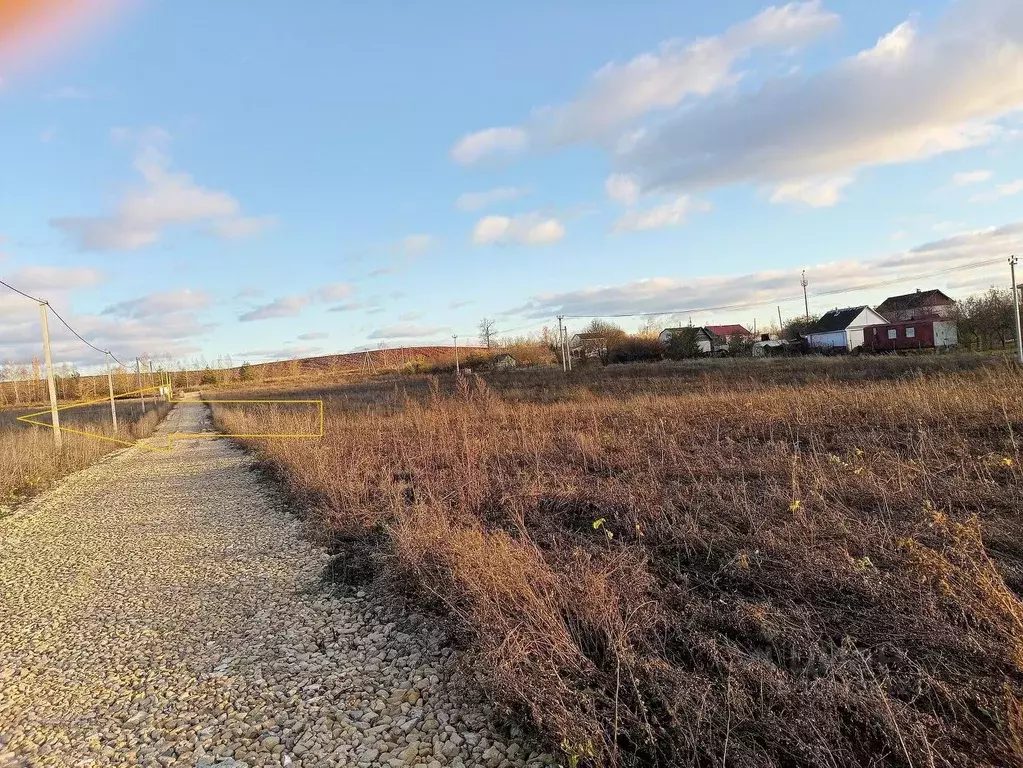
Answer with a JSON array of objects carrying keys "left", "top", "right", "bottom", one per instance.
[
  {"left": 211, "top": 356, "right": 1023, "bottom": 767},
  {"left": 0, "top": 400, "right": 170, "bottom": 512}
]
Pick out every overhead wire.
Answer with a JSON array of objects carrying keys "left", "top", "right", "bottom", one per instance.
[{"left": 0, "top": 277, "right": 124, "bottom": 363}]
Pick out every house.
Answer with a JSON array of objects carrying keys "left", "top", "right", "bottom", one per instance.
[
  {"left": 658, "top": 326, "right": 721, "bottom": 355},
  {"left": 804, "top": 306, "right": 889, "bottom": 351},
  {"left": 491, "top": 353, "right": 518, "bottom": 369},
  {"left": 705, "top": 324, "right": 753, "bottom": 341},
  {"left": 569, "top": 332, "right": 608, "bottom": 359},
  {"left": 864, "top": 319, "right": 959, "bottom": 351},
  {"left": 875, "top": 289, "right": 955, "bottom": 322}
]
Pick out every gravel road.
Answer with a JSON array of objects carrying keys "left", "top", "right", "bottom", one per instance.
[{"left": 0, "top": 403, "right": 550, "bottom": 768}]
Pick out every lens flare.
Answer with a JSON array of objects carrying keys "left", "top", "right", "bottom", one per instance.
[{"left": 0, "top": 0, "right": 127, "bottom": 81}]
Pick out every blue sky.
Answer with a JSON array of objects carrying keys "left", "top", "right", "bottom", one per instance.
[{"left": 1, "top": 0, "right": 1022, "bottom": 368}]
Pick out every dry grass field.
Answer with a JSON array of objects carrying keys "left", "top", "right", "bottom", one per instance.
[
  {"left": 210, "top": 355, "right": 1023, "bottom": 767},
  {"left": 0, "top": 400, "right": 170, "bottom": 512}
]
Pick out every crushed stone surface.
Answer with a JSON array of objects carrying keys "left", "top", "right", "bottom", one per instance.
[{"left": 0, "top": 403, "right": 550, "bottom": 768}]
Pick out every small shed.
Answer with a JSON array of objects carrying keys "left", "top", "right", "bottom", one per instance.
[
  {"left": 864, "top": 319, "right": 959, "bottom": 351},
  {"left": 805, "top": 306, "right": 888, "bottom": 351},
  {"left": 491, "top": 353, "right": 518, "bottom": 369}
]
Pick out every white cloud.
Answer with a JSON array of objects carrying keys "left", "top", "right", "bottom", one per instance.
[
  {"left": 769, "top": 176, "right": 853, "bottom": 207},
  {"left": 997, "top": 179, "right": 1023, "bottom": 196},
  {"left": 952, "top": 170, "right": 993, "bottom": 185},
  {"left": 399, "top": 234, "right": 435, "bottom": 256},
  {"left": 102, "top": 289, "right": 211, "bottom": 319},
  {"left": 450, "top": 1, "right": 839, "bottom": 164},
  {"left": 329, "top": 301, "right": 373, "bottom": 313},
  {"left": 472, "top": 213, "right": 565, "bottom": 246},
  {"left": 238, "top": 295, "right": 310, "bottom": 322},
  {"left": 368, "top": 324, "right": 448, "bottom": 339},
  {"left": 508, "top": 220, "right": 1023, "bottom": 319},
  {"left": 620, "top": 0, "right": 1023, "bottom": 198},
  {"left": 297, "top": 332, "right": 329, "bottom": 341},
  {"left": 241, "top": 283, "right": 358, "bottom": 321},
  {"left": 399, "top": 311, "right": 421, "bottom": 321},
  {"left": 455, "top": 187, "right": 530, "bottom": 211},
  {"left": 612, "top": 197, "right": 711, "bottom": 232},
  {"left": 605, "top": 173, "right": 640, "bottom": 206},
  {"left": 450, "top": 127, "right": 528, "bottom": 164},
  {"left": 211, "top": 215, "right": 277, "bottom": 239},
  {"left": 51, "top": 131, "right": 274, "bottom": 251},
  {"left": 314, "top": 283, "right": 355, "bottom": 302},
  {"left": 970, "top": 178, "right": 1023, "bottom": 202}
]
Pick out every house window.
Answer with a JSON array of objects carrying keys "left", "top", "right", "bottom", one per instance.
[
  {"left": 887, "top": 329, "right": 897, "bottom": 340},
  {"left": 906, "top": 327, "right": 915, "bottom": 338}
]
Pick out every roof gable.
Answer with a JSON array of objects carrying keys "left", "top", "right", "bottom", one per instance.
[
  {"left": 809, "top": 306, "right": 871, "bottom": 334},
  {"left": 876, "top": 289, "right": 954, "bottom": 314},
  {"left": 705, "top": 324, "right": 751, "bottom": 337}
]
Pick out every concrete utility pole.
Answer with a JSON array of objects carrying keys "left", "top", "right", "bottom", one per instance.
[
  {"left": 38, "top": 302, "right": 62, "bottom": 449},
  {"left": 1011, "top": 256, "right": 1022, "bottom": 365},
  {"left": 105, "top": 352, "right": 118, "bottom": 433},
  {"left": 557, "top": 316, "right": 566, "bottom": 372},
  {"left": 801, "top": 270, "right": 809, "bottom": 319},
  {"left": 136, "top": 358, "right": 146, "bottom": 414},
  {"left": 564, "top": 325, "right": 572, "bottom": 371},
  {"left": 453, "top": 335, "right": 460, "bottom": 375}
]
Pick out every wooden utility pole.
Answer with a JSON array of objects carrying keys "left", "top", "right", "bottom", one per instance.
[
  {"left": 105, "top": 352, "right": 118, "bottom": 433},
  {"left": 557, "top": 316, "right": 566, "bottom": 372},
  {"left": 136, "top": 357, "right": 146, "bottom": 414},
  {"left": 453, "top": 335, "right": 460, "bottom": 375},
  {"left": 801, "top": 270, "right": 809, "bottom": 319},
  {"left": 1011, "top": 256, "right": 1022, "bottom": 365},
  {"left": 38, "top": 302, "right": 62, "bottom": 449}
]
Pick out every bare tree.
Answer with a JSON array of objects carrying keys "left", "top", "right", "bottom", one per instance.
[{"left": 478, "top": 317, "right": 497, "bottom": 349}]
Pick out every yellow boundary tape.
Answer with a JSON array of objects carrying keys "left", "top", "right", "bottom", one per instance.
[{"left": 17, "top": 387, "right": 324, "bottom": 454}]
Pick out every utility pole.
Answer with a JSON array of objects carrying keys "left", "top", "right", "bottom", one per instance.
[
  {"left": 105, "top": 352, "right": 118, "bottom": 433},
  {"left": 1011, "top": 256, "right": 1022, "bottom": 365},
  {"left": 801, "top": 270, "right": 809, "bottom": 319},
  {"left": 38, "top": 302, "right": 62, "bottom": 449},
  {"left": 136, "top": 357, "right": 146, "bottom": 414},
  {"left": 777, "top": 305, "right": 784, "bottom": 332},
  {"left": 564, "top": 325, "right": 572, "bottom": 371},
  {"left": 557, "top": 315, "right": 566, "bottom": 372},
  {"left": 453, "top": 335, "right": 460, "bottom": 375}
]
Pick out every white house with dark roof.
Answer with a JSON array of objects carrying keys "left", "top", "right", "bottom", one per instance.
[{"left": 804, "top": 306, "right": 888, "bottom": 351}]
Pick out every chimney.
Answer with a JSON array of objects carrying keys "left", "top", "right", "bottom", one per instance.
[{"left": 916, "top": 288, "right": 921, "bottom": 293}]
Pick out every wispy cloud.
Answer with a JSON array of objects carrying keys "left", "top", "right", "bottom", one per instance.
[
  {"left": 455, "top": 187, "right": 530, "bottom": 211},
  {"left": 507, "top": 220, "right": 1023, "bottom": 319},
  {"left": 472, "top": 213, "right": 565, "bottom": 245},
  {"left": 612, "top": 196, "right": 711, "bottom": 232},
  {"left": 952, "top": 170, "right": 993, "bottom": 186},
  {"left": 51, "top": 128, "right": 275, "bottom": 252},
  {"left": 451, "top": 1, "right": 839, "bottom": 164},
  {"left": 368, "top": 324, "right": 449, "bottom": 339},
  {"left": 240, "top": 283, "right": 356, "bottom": 321}
]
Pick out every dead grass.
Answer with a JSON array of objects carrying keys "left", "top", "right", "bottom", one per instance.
[
  {"left": 0, "top": 400, "right": 171, "bottom": 512},
  {"left": 211, "top": 356, "right": 1023, "bottom": 767}
]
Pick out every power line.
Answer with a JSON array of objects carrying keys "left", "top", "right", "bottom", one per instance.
[
  {"left": 0, "top": 279, "right": 45, "bottom": 304},
  {"left": 0, "top": 277, "right": 129, "bottom": 365},
  {"left": 561, "top": 257, "right": 1005, "bottom": 319}
]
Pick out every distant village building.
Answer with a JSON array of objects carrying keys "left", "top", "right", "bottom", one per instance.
[
  {"left": 704, "top": 324, "right": 753, "bottom": 341},
  {"left": 804, "top": 306, "right": 888, "bottom": 351},
  {"left": 658, "top": 327, "right": 722, "bottom": 355},
  {"left": 569, "top": 332, "right": 608, "bottom": 359},
  {"left": 875, "top": 289, "right": 955, "bottom": 322}
]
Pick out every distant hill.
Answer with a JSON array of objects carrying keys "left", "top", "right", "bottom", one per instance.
[{"left": 246, "top": 345, "right": 487, "bottom": 375}]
